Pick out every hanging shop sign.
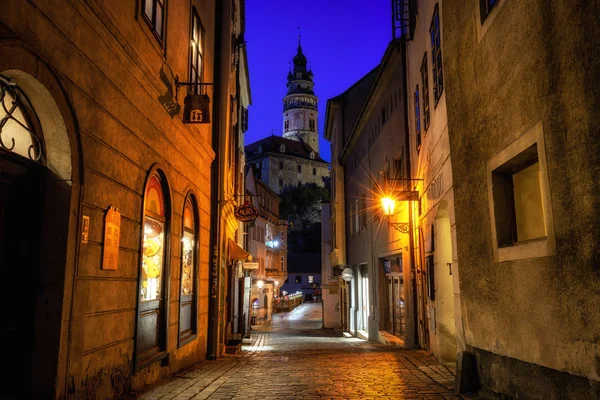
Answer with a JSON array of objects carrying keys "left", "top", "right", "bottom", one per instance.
[
  {"left": 341, "top": 267, "right": 354, "bottom": 282},
  {"left": 243, "top": 262, "right": 259, "bottom": 270},
  {"left": 102, "top": 206, "right": 121, "bottom": 270},
  {"left": 234, "top": 203, "right": 259, "bottom": 222}
]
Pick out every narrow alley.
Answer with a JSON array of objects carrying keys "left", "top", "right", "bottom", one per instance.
[{"left": 135, "top": 303, "right": 459, "bottom": 400}]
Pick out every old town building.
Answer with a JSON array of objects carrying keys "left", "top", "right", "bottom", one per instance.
[
  {"left": 402, "top": 0, "right": 464, "bottom": 367},
  {"left": 244, "top": 167, "right": 288, "bottom": 325},
  {"left": 245, "top": 41, "right": 329, "bottom": 195},
  {"left": 324, "top": 40, "right": 417, "bottom": 344},
  {"left": 0, "top": 0, "right": 249, "bottom": 397},
  {"left": 442, "top": 0, "right": 600, "bottom": 397}
]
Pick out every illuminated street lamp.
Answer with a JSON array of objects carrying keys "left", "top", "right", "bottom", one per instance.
[
  {"left": 256, "top": 280, "right": 264, "bottom": 289},
  {"left": 381, "top": 197, "right": 396, "bottom": 216},
  {"left": 380, "top": 194, "right": 414, "bottom": 234}
]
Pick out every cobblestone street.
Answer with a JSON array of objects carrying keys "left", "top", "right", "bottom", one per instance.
[{"left": 135, "top": 303, "right": 461, "bottom": 399}]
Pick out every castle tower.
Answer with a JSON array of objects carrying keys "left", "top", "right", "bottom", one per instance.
[{"left": 282, "top": 38, "right": 319, "bottom": 153}]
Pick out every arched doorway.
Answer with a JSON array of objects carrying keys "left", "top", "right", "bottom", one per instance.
[
  {"left": 0, "top": 60, "right": 79, "bottom": 397},
  {"left": 433, "top": 200, "right": 457, "bottom": 362}
]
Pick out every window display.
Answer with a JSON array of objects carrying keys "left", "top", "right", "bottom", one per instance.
[
  {"left": 140, "top": 174, "right": 166, "bottom": 301},
  {"left": 181, "top": 199, "right": 195, "bottom": 296},
  {"left": 141, "top": 217, "right": 164, "bottom": 301}
]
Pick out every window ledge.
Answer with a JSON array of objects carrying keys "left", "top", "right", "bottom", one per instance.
[{"left": 497, "top": 236, "right": 554, "bottom": 262}]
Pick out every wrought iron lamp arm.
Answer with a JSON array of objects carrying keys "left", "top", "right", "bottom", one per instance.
[{"left": 174, "top": 75, "right": 214, "bottom": 100}]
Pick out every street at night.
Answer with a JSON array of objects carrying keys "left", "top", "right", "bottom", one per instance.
[
  {"left": 2, "top": 0, "right": 600, "bottom": 398},
  {"left": 136, "top": 303, "right": 458, "bottom": 400}
]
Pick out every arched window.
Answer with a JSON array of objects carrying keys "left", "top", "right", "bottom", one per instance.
[
  {"left": 0, "top": 77, "right": 43, "bottom": 162},
  {"left": 137, "top": 170, "right": 170, "bottom": 368},
  {"left": 179, "top": 194, "right": 199, "bottom": 346}
]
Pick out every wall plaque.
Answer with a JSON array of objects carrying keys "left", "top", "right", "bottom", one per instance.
[
  {"left": 102, "top": 206, "right": 121, "bottom": 270},
  {"left": 81, "top": 215, "right": 90, "bottom": 244}
]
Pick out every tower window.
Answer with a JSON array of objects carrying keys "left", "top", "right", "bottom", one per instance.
[
  {"left": 309, "top": 119, "right": 315, "bottom": 132},
  {"left": 284, "top": 120, "right": 290, "bottom": 132},
  {"left": 313, "top": 168, "right": 317, "bottom": 175},
  {"left": 279, "top": 178, "right": 284, "bottom": 187},
  {"left": 297, "top": 165, "right": 302, "bottom": 173},
  {"left": 279, "top": 161, "right": 283, "bottom": 169}
]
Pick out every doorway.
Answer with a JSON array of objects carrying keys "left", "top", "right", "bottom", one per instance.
[
  {"left": 433, "top": 201, "right": 457, "bottom": 362},
  {"left": 1, "top": 153, "right": 46, "bottom": 392}
]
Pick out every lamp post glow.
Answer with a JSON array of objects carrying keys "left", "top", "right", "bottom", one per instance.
[
  {"left": 381, "top": 197, "right": 396, "bottom": 216},
  {"left": 256, "top": 280, "right": 264, "bottom": 289}
]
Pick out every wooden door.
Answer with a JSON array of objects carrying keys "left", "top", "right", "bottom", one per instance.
[{"left": 0, "top": 154, "right": 45, "bottom": 394}]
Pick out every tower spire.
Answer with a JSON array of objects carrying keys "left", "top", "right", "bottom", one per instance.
[{"left": 297, "top": 26, "right": 301, "bottom": 49}]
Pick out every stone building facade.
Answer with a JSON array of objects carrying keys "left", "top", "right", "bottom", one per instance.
[
  {"left": 442, "top": 0, "right": 600, "bottom": 397},
  {"left": 0, "top": 0, "right": 249, "bottom": 398}
]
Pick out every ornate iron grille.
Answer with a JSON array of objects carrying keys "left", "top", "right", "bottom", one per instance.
[{"left": 0, "top": 76, "right": 43, "bottom": 163}]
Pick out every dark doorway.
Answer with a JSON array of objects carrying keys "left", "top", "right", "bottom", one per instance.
[{"left": 0, "top": 153, "right": 46, "bottom": 395}]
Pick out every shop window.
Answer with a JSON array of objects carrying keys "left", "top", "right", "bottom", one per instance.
[
  {"left": 308, "top": 275, "right": 314, "bottom": 284},
  {"left": 142, "top": 0, "right": 166, "bottom": 42},
  {"left": 137, "top": 170, "right": 170, "bottom": 368},
  {"left": 189, "top": 8, "right": 204, "bottom": 94},
  {"left": 179, "top": 195, "right": 199, "bottom": 346},
  {"left": 487, "top": 123, "right": 555, "bottom": 261}
]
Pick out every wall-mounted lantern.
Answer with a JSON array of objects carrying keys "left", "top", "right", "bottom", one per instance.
[
  {"left": 175, "top": 76, "right": 213, "bottom": 124},
  {"left": 341, "top": 267, "right": 354, "bottom": 282}
]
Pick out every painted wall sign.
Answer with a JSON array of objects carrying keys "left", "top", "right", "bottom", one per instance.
[
  {"left": 234, "top": 204, "right": 260, "bottom": 222},
  {"left": 102, "top": 206, "right": 121, "bottom": 270},
  {"left": 427, "top": 172, "right": 445, "bottom": 202}
]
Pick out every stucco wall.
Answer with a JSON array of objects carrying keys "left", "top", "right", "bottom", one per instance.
[{"left": 443, "top": 0, "right": 600, "bottom": 394}]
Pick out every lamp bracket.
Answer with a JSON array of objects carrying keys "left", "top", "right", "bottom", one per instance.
[
  {"left": 389, "top": 222, "right": 410, "bottom": 234},
  {"left": 174, "top": 75, "right": 214, "bottom": 100}
]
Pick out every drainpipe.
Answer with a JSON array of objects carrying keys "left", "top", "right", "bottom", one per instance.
[
  {"left": 401, "top": 38, "right": 419, "bottom": 348},
  {"left": 207, "top": 0, "right": 224, "bottom": 361}
]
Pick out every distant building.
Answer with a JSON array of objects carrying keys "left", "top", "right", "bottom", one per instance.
[
  {"left": 245, "top": 168, "right": 288, "bottom": 325},
  {"left": 245, "top": 40, "right": 329, "bottom": 194}
]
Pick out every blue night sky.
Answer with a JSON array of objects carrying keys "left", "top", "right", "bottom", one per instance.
[{"left": 245, "top": 0, "right": 391, "bottom": 163}]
